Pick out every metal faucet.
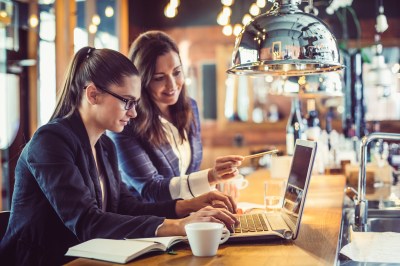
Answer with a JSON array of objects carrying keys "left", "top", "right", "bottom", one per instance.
[{"left": 355, "top": 132, "right": 400, "bottom": 228}]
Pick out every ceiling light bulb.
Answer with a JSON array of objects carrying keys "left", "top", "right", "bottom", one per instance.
[
  {"left": 233, "top": 24, "right": 242, "bottom": 36},
  {"left": 92, "top": 14, "right": 101, "bottom": 25},
  {"left": 242, "top": 14, "right": 252, "bottom": 25},
  {"left": 256, "top": 0, "right": 266, "bottom": 8},
  {"left": 105, "top": 6, "right": 114, "bottom": 17},
  {"left": 164, "top": 4, "right": 177, "bottom": 18},
  {"left": 170, "top": 0, "right": 180, "bottom": 8},
  {"left": 222, "top": 6, "right": 232, "bottom": 16},
  {"left": 222, "top": 24, "right": 233, "bottom": 36},
  {"left": 221, "top": 0, "right": 234, "bottom": 6},
  {"left": 217, "top": 12, "right": 230, "bottom": 26},
  {"left": 249, "top": 3, "right": 261, "bottom": 16}
]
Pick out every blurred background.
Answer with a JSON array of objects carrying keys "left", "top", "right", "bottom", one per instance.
[{"left": 1, "top": 0, "right": 399, "bottom": 210}]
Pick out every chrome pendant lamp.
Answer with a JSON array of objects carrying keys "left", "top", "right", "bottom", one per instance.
[{"left": 227, "top": 0, "right": 344, "bottom": 76}]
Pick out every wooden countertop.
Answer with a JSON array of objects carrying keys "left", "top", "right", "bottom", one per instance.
[{"left": 66, "top": 170, "right": 346, "bottom": 266}]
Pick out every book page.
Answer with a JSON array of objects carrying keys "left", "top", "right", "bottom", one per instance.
[
  {"left": 127, "top": 236, "right": 187, "bottom": 249},
  {"left": 65, "top": 238, "right": 160, "bottom": 264}
]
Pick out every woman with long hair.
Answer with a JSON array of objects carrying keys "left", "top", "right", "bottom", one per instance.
[
  {"left": 109, "top": 31, "right": 244, "bottom": 202},
  {"left": 0, "top": 47, "right": 238, "bottom": 265}
]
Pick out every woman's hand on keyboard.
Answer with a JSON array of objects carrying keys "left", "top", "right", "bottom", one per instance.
[
  {"left": 157, "top": 206, "right": 240, "bottom": 236},
  {"left": 175, "top": 190, "right": 237, "bottom": 217},
  {"left": 181, "top": 206, "right": 239, "bottom": 233}
]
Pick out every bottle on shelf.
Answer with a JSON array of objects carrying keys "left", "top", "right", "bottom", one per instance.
[
  {"left": 325, "top": 106, "right": 335, "bottom": 135},
  {"left": 305, "top": 99, "right": 321, "bottom": 141},
  {"left": 286, "top": 97, "right": 305, "bottom": 155}
]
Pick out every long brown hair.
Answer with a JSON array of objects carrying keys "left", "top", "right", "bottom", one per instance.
[
  {"left": 51, "top": 47, "right": 139, "bottom": 120},
  {"left": 128, "top": 31, "right": 195, "bottom": 147}
]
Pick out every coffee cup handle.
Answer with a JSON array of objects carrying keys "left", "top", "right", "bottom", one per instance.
[
  {"left": 219, "top": 228, "right": 230, "bottom": 244},
  {"left": 240, "top": 179, "right": 249, "bottom": 189}
]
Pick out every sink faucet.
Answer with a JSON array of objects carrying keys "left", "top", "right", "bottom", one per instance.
[{"left": 355, "top": 132, "right": 400, "bottom": 228}]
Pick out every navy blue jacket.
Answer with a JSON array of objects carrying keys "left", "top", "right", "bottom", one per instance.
[
  {"left": 0, "top": 112, "right": 179, "bottom": 266},
  {"left": 109, "top": 99, "right": 203, "bottom": 202}
]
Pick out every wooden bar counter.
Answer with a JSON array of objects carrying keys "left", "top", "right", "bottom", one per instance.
[{"left": 66, "top": 170, "right": 346, "bottom": 266}]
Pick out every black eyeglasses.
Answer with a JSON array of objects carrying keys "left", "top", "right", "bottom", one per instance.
[{"left": 95, "top": 84, "right": 139, "bottom": 110}]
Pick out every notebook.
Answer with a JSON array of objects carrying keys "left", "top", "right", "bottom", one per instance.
[
  {"left": 229, "top": 139, "right": 317, "bottom": 242},
  {"left": 65, "top": 236, "right": 186, "bottom": 264}
]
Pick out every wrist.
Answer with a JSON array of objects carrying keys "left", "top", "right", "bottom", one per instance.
[
  {"left": 208, "top": 169, "right": 217, "bottom": 185},
  {"left": 156, "top": 219, "right": 184, "bottom": 236},
  {"left": 175, "top": 199, "right": 196, "bottom": 217}
]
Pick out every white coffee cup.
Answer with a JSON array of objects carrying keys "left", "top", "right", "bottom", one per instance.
[
  {"left": 230, "top": 174, "right": 249, "bottom": 190},
  {"left": 217, "top": 174, "right": 249, "bottom": 201},
  {"left": 184, "top": 222, "right": 230, "bottom": 257}
]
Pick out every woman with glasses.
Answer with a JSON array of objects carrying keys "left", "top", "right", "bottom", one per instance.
[
  {"left": 0, "top": 47, "right": 238, "bottom": 266},
  {"left": 108, "top": 31, "right": 244, "bottom": 203}
]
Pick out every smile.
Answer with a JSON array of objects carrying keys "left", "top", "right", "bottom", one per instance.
[{"left": 163, "top": 90, "right": 176, "bottom": 96}]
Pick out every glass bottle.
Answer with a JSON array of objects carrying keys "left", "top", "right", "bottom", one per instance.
[
  {"left": 305, "top": 99, "right": 321, "bottom": 141},
  {"left": 286, "top": 97, "right": 305, "bottom": 155}
]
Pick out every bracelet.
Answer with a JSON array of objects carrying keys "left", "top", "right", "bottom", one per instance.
[{"left": 187, "top": 174, "right": 195, "bottom": 197}]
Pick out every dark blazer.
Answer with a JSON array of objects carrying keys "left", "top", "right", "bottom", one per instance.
[
  {"left": 0, "top": 112, "right": 179, "bottom": 266},
  {"left": 109, "top": 99, "right": 203, "bottom": 202}
]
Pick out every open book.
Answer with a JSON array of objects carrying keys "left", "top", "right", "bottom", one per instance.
[{"left": 65, "top": 236, "right": 187, "bottom": 264}]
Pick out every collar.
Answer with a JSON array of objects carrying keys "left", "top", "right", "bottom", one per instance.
[{"left": 58, "top": 111, "right": 93, "bottom": 151}]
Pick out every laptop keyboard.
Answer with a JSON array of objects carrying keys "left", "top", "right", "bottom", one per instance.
[{"left": 234, "top": 213, "right": 289, "bottom": 234}]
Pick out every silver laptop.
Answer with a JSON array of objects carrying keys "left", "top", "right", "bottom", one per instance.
[{"left": 229, "top": 139, "right": 317, "bottom": 242}]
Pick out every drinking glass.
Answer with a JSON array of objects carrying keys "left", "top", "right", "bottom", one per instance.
[{"left": 264, "top": 179, "right": 286, "bottom": 212}]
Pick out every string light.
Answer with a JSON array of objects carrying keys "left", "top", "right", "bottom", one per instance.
[
  {"left": 242, "top": 14, "right": 252, "bottom": 25},
  {"left": 164, "top": 0, "right": 180, "bottom": 18},
  {"left": 92, "top": 14, "right": 101, "bottom": 26},
  {"left": 249, "top": 3, "right": 260, "bottom": 16},
  {"left": 222, "top": 6, "right": 232, "bottom": 16},
  {"left": 256, "top": 0, "right": 266, "bottom": 8},
  {"left": 217, "top": 13, "right": 230, "bottom": 25},
  {"left": 170, "top": 0, "right": 180, "bottom": 8},
  {"left": 233, "top": 24, "right": 242, "bottom": 36},
  {"left": 217, "top": 0, "right": 271, "bottom": 37},
  {"left": 221, "top": 0, "right": 234, "bottom": 6},
  {"left": 222, "top": 24, "right": 233, "bottom": 36},
  {"left": 164, "top": 3, "right": 177, "bottom": 18}
]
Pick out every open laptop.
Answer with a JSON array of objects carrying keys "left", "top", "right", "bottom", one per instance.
[{"left": 229, "top": 139, "right": 317, "bottom": 242}]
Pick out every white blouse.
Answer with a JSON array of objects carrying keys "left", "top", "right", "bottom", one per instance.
[{"left": 160, "top": 116, "right": 212, "bottom": 199}]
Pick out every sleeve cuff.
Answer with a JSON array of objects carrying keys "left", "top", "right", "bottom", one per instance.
[
  {"left": 169, "top": 176, "right": 182, "bottom": 199},
  {"left": 154, "top": 222, "right": 164, "bottom": 236},
  {"left": 186, "top": 169, "right": 211, "bottom": 197},
  {"left": 168, "top": 170, "right": 211, "bottom": 199}
]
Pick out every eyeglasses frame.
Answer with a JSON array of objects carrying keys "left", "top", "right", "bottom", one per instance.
[{"left": 93, "top": 84, "right": 139, "bottom": 110}]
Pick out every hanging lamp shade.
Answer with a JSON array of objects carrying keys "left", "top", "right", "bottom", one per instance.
[{"left": 227, "top": 0, "right": 344, "bottom": 76}]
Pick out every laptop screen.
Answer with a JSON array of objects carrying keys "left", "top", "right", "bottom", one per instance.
[{"left": 281, "top": 140, "right": 316, "bottom": 236}]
